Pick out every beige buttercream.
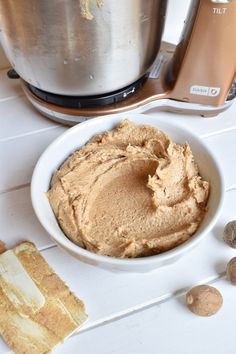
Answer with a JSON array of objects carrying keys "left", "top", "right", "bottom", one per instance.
[
  {"left": 48, "top": 120, "right": 210, "bottom": 258},
  {"left": 80, "top": 0, "right": 104, "bottom": 20}
]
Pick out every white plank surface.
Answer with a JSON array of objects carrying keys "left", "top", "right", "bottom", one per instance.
[
  {"left": 0, "top": 96, "right": 58, "bottom": 141},
  {"left": 53, "top": 279, "right": 236, "bottom": 354},
  {"left": 0, "top": 186, "right": 53, "bottom": 250},
  {"left": 2, "top": 278, "right": 234, "bottom": 354},
  {"left": 0, "top": 69, "right": 21, "bottom": 100},
  {"left": 146, "top": 108, "right": 236, "bottom": 138},
  {"left": 204, "top": 130, "right": 236, "bottom": 191},
  {"left": 0, "top": 126, "right": 66, "bottom": 192}
]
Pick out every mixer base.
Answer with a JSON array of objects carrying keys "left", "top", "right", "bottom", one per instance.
[
  {"left": 22, "top": 87, "right": 232, "bottom": 126},
  {"left": 21, "top": 42, "right": 233, "bottom": 125}
]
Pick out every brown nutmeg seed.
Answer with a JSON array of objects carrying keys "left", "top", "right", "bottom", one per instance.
[
  {"left": 223, "top": 221, "right": 236, "bottom": 248},
  {"left": 226, "top": 257, "right": 236, "bottom": 285},
  {"left": 186, "top": 285, "right": 223, "bottom": 317}
]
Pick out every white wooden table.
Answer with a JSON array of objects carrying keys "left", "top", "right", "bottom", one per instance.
[{"left": 1, "top": 65, "right": 236, "bottom": 354}]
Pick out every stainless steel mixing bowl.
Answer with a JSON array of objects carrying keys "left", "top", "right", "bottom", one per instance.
[{"left": 0, "top": 0, "right": 167, "bottom": 96}]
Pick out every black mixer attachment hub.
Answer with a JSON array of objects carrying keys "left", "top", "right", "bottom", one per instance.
[{"left": 27, "top": 74, "right": 149, "bottom": 109}]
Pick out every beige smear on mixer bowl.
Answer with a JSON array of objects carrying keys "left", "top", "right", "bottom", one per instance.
[{"left": 80, "top": 0, "right": 104, "bottom": 20}]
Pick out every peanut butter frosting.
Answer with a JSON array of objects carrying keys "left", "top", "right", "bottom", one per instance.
[{"left": 48, "top": 120, "right": 209, "bottom": 258}]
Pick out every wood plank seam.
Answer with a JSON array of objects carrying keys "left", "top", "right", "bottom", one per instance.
[
  {"left": 200, "top": 126, "right": 236, "bottom": 139},
  {"left": 225, "top": 185, "right": 236, "bottom": 192},
  {"left": 66, "top": 272, "right": 226, "bottom": 339},
  {"left": 0, "top": 93, "right": 25, "bottom": 104},
  {"left": 0, "top": 125, "right": 61, "bottom": 143},
  {"left": 0, "top": 183, "right": 30, "bottom": 196}
]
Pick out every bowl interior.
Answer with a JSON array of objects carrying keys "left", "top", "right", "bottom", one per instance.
[{"left": 31, "top": 113, "right": 224, "bottom": 266}]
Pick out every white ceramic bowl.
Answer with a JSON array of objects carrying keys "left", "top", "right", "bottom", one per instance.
[{"left": 31, "top": 113, "right": 224, "bottom": 272}]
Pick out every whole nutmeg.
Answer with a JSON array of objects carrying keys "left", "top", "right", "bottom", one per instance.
[
  {"left": 186, "top": 285, "right": 223, "bottom": 317},
  {"left": 226, "top": 257, "right": 236, "bottom": 285},
  {"left": 223, "top": 221, "right": 236, "bottom": 248}
]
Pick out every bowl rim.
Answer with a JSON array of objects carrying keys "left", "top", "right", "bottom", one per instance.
[{"left": 31, "top": 113, "right": 225, "bottom": 267}]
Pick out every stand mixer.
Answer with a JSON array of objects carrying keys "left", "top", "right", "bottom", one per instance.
[{"left": 0, "top": 0, "right": 235, "bottom": 125}]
